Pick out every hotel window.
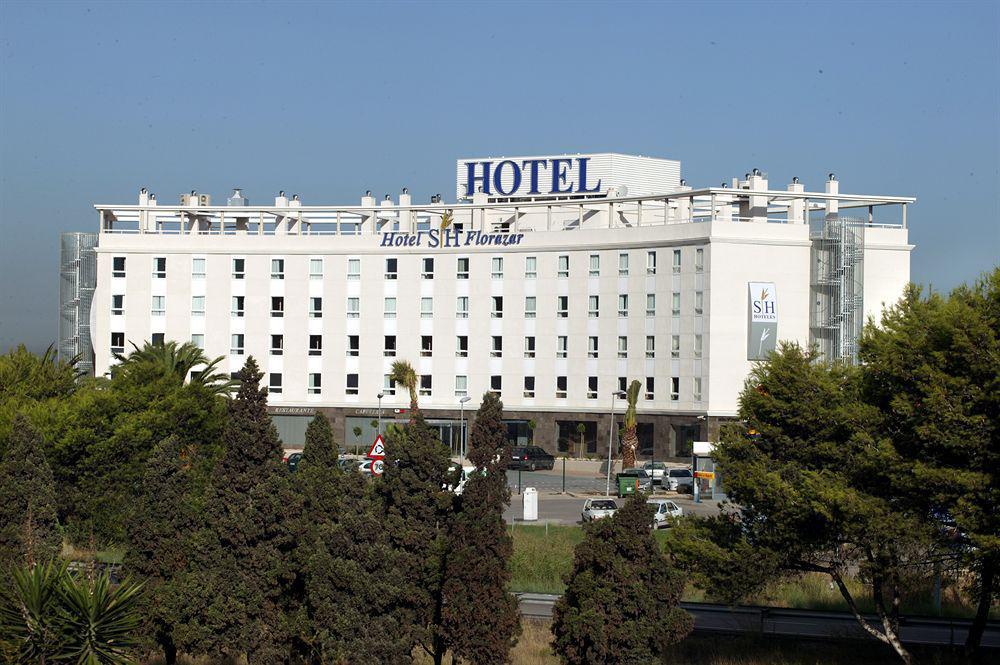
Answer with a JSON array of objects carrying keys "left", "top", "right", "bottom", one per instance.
[
  {"left": 270, "top": 334, "right": 283, "bottom": 356},
  {"left": 671, "top": 292, "right": 681, "bottom": 316},
  {"left": 230, "top": 334, "right": 244, "bottom": 356},
  {"left": 557, "top": 296, "right": 568, "bottom": 318},
  {"left": 232, "top": 258, "right": 245, "bottom": 279},
  {"left": 524, "top": 336, "right": 535, "bottom": 358},
  {"left": 421, "top": 297, "right": 433, "bottom": 318},
  {"left": 523, "top": 376, "right": 535, "bottom": 398},
  {"left": 384, "top": 297, "right": 397, "bottom": 319},
  {"left": 347, "top": 297, "right": 360, "bottom": 318},
  {"left": 646, "top": 294, "right": 656, "bottom": 317},
  {"left": 192, "top": 296, "right": 205, "bottom": 317},
  {"left": 419, "top": 374, "right": 432, "bottom": 396},
  {"left": 192, "top": 257, "right": 206, "bottom": 278},
  {"left": 618, "top": 336, "right": 628, "bottom": 359},
  {"left": 694, "top": 334, "right": 703, "bottom": 358},
  {"left": 490, "top": 375, "right": 502, "bottom": 393},
  {"left": 589, "top": 254, "right": 600, "bottom": 276},
  {"left": 671, "top": 376, "right": 680, "bottom": 401},
  {"left": 456, "top": 335, "right": 468, "bottom": 357},
  {"left": 269, "top": 373, "right": 282, "bottom": 394},
  {"left": 111, "top": 294, "right": 124, "bottom": 316},
  {"left": 618, "top": 377, "right": 628, "bottom": 394},
  {"left": 557, "top": 336, "right": 568, "bottom": 358},
  {"left": 556, "top": 376, "right": 568, "bottom": 399},
  {"left": 587, "top": 376, "right": 598, "bottom": 399},
  {"left": 151, "top": 295, "right": 165, "bottom": 316},
  {"left": 384, "top": 257, "right": 398, "bottom": 280},
  {"left": 153, "top": 257, "right": 166, "bottom": 279},
  {"left": 618, "top": 252, "right": 629, "bottom": 276},
  {"left": 672, "top": 249, "right": 681, "bottom": 274},
  {"left": 646, "top": 251, "right": 657, "bottom": 275},
  {"left": 618, "top": 294, "right": 629, "bottom": 317},
  {"left": 524, "top": 296, "right": 536, "bottom": 319},
  {"left": 588, "top": 336, "right": 598, "bottom": 358},
  {"left": 456, "top": 296, "right": 469, "bottom": 318},
  {"left": 457, "top": 257, "right": 469, "bottom": 279},
  {"left": 232, "top": 296, "right": 245, "bottom": 318},
  {"left": 271, "top": 296, "right": 284, "bottom": 318},
  {"left": 347, "top": 258, "right": 361, "bottom": 280},
  {"left": 310, "top": 297, "right": 322, "bottom": 318},
  {"left": 558, "top": 255, "right": 569, "bottom": 277},
  {"left": 384, "top": 375, "right": 396, "bottom": 395},
  {"left": 309, "top": 335, "right": 322, "bottom": 356},
  {"left": 455, "top": 375, "right": 468, "bottom": 398},
  {"left": 309, "top": 258, "right": 323, "bottom": 279},
  {"left": 695, "top": 248, "right": 704, "bottom": 272},
  {"left": 152, "top": 333, "right": 164, "bottom": 346},
  {"left": 421, "top": 335, "right": 433, "bottom": 357},
  {"left": 645, "top": 377, "right": 655, "bottom": 400},
  {"left": 271, "top": 258, "right": 284, "bottom": 280},
  {"left": 345, "top": 374, "right": 359, "bottom": 396},
  {"left": 111, "top": 332, "right": 125, "bottom": 354},
  {"left": 347, "top": 335, "right": 359, "bottom": 357},
  {"left": 491, "top": 257, "right": 503, "bottom": 279},
  {"left": 671, "top": 335, "right": 680, "bottom": 358},
  {"left": 695, "top": 291, "right": 704, "bottom": 315},
  {"left": 646, "top": 335, "right": 655, "bottom": 358},
  {"left": 492, "top": 296, "right": 503, "bottom": 318},
  {"left": 491, "top": 336, "right": 503, "bottom": 358},
  {"left": 588, "top": 295, "right": 600, "bottom": 318},
  {"left": 422, "top": 257, "right": 434, "bottom": 279},
  {"left": 112, "top": 256, "right": 126, "bottom": 278},
  {"left": 524, "top": 256, "right": 537, "bottom": 279},
  {"left": 384, "top": 335, "right": 396, "bottom": 357},
  {"left": 693, "top": 377, "right": 703, "bottom": 401}
]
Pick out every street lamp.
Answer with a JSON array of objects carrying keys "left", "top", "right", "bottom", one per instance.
[
  {"left": 605, "top": 390, "right": 627, "bottom": 496},
  {"left": 377, "top": 392, "right": 384, "bottom": 437},
  {"left": 459, "top": 395, "right": 472, "bottom": 465}
]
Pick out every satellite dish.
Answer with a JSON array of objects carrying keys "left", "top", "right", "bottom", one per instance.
[{"left": 610, "top": 185, "right": 628, "bottom": 198}]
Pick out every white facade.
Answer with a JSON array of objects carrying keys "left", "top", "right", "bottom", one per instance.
[{"left": 88, "top": 157, "right": 913, "bottom": 452}]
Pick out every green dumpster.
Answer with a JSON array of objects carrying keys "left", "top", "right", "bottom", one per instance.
[{"left": 617, "top": 475, "right": 639, "bottom": 498}]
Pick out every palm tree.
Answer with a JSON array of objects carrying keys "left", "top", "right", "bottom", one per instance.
[
  {"left": 389, "top": 359, "right": 419, "bottom": 417},
  {"left": 619, "top": 380, "right": 642, "bottom": 470},
  {"left": 112, "top": 340, "right": 237, "bottom": 395}
]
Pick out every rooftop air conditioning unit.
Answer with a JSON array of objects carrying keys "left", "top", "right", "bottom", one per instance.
[{"left": 199, "top": 194, "right": 211, "bottom": 206}]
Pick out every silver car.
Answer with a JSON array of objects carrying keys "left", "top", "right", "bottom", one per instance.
[
  {"left": 663, "top": 467, "right": 694, "bottom": 492},
  {"left": 647, "top": 499, "right": 682, "bottom": 528},
  {"left": 581, "top": 498, "right": 619, "bottom": 522},
  {"left": 643, "top": 461, "right": 667, "bottom": 484}
]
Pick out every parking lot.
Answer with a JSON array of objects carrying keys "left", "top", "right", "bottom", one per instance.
[{"left": 502, "top": 491, "right": 723, "bottom": 525}]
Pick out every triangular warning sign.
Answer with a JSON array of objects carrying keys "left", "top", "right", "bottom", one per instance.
[{"left": 368, "top": 435, "right": 386, "bottom": 459}]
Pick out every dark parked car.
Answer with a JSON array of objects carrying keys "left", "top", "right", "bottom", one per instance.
[
  {"left": 285, "top": 452, "right": 303, "bottom": 473},
  {"left": 508, "top": 446, "right": 555, "bottom": 471}
]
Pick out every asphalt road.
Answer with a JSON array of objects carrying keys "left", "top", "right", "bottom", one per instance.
[{"left": 503, "top": 491, "right": 723, "bottom": 525}]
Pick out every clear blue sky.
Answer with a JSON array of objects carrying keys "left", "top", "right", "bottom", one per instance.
[{"left": 1, "top": 1, "right": 997, "bottom": 352}]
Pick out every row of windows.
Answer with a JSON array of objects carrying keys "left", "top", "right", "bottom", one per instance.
[
  {"left": 260, "top": 371, "right": 702, "bottom": 402},
  {"left": 123, "top": 292, "right": 705, "bottom": 319},
  {"left": 110, "top": 248, "right": 706, "bottom": 281}
]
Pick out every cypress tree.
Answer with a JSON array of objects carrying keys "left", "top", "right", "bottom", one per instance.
[
  {"left": 176, "top": 357, "right": 298, "bottom": 662},
  {"left": 551, "top": 494, "right": 692, "bottom": 664},
  {"left": 0, "top": 414, "right": 61, "bottom": 569},
  {"left": 441, "top": 392, "right": 520, "bottom": 664}
]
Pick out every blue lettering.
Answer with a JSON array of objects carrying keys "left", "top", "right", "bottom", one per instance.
[
  {"left": 521, "top": 159, "right": 547, "bottom": 195},
  {"left": 380, "top": 232, "right": 395, "bottom": 247},
  {"left": 427, "top": 229, "right": 440, "bottom": 248},
  {"left": 576, "top": 157, "right": 602, "bottom": 194},
  {"left": 493, "top": 160, "right": 522, "bottom": 196},
  {"left": 465, "top": 161, "right": 492, "bottom": 197},
  {"left": 551, "top": 158, "right": 573, "bottom": 194}
]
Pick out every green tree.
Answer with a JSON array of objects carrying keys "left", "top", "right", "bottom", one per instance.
[
  {"left": 0, "top": 344, "right": 79, "bottom": 455},
  {"left": 112, "top": 340, "right": 237, "bottom": 395},
  {"left": 442, "top": 392, "right": 520, "bottom": 664},
  {"left": 352, "top": 425, "right": 363, "bottom": 455},
  {"left": 551, "top": 494, "right": 692, "bottom": 664},
  {"left": 0, "top": 415, "right": 61, "bottom": 569},
  {"left": 390, "top": 359, "right": 419, "bottom": 417},
  {"left": 176, "top": 357, "right": 298, "bottom": 662},
  {"left": 860, "top": 269, "right": 1000, "bottom": 655},
  {"left": 575, "top": 422, "right": 586, "bottom": 458},
  {"left": 619, "top": 380, "right": 641, "bottom": 470}
]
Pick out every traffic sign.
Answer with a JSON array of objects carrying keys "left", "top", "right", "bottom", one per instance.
[
  {"left": 368, "top": 434, "right": 386, "bottom": 459},
  {"left": 371, "top": 459, "right": 385, "bottom": 476}
]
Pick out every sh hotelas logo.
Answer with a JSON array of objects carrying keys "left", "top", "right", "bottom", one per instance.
[
  {"left": 747, "top": 282, "right": 778, "bottom": 360},
  {"left": 751, "top": 286, "right": 777, "bottom": 322}
]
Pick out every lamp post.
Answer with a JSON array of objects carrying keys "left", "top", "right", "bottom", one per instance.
[
  {"left": 605, "top": 390, "right": 626, "bottom": 496},
  {"left": 459, "top": 395, "right": 472, "bottom": 465},
  {"left": 377, "top": 392, "right": 384, "bottom": 437}
]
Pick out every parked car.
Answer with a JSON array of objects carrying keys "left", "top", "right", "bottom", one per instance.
[
  {"left": 581, "top": 498, "right": 618, "bottom": 523},
  {"left": 285, "top": 452, "right": 303, "bottom": 473},
  {"left": 642, "top": 461, "right": 667, "bottom": 484},
  {"left": 445, "top": 464, "right": 484, "bottom": 495},
  {"left": 508, "top": 446, "right": 555, "bottom": 471},
  {"left": 663, "top": 467, "right": 694, "bottom": 492},
  {"left": 357, "top": 459, "right": 374, "bottom": 476},
  {"left": 615, "top": 468, "right": 653, "bottom": 497},
  {"left": 647, "top": 498, "right": 682, "bottom": 528}
]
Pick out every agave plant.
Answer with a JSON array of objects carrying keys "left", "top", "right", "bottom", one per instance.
[
  {"left": 0, "top": 560, "right": 64, "bottom": 661},
  {"left": 112, "top": 340, "right": 237, "bottom": 395},
  {"left": 389, "top": 359, "right": 419, "bottom": 416},
  {"left": 619, "top": 379, "right": 642, "bottom": 470}
]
